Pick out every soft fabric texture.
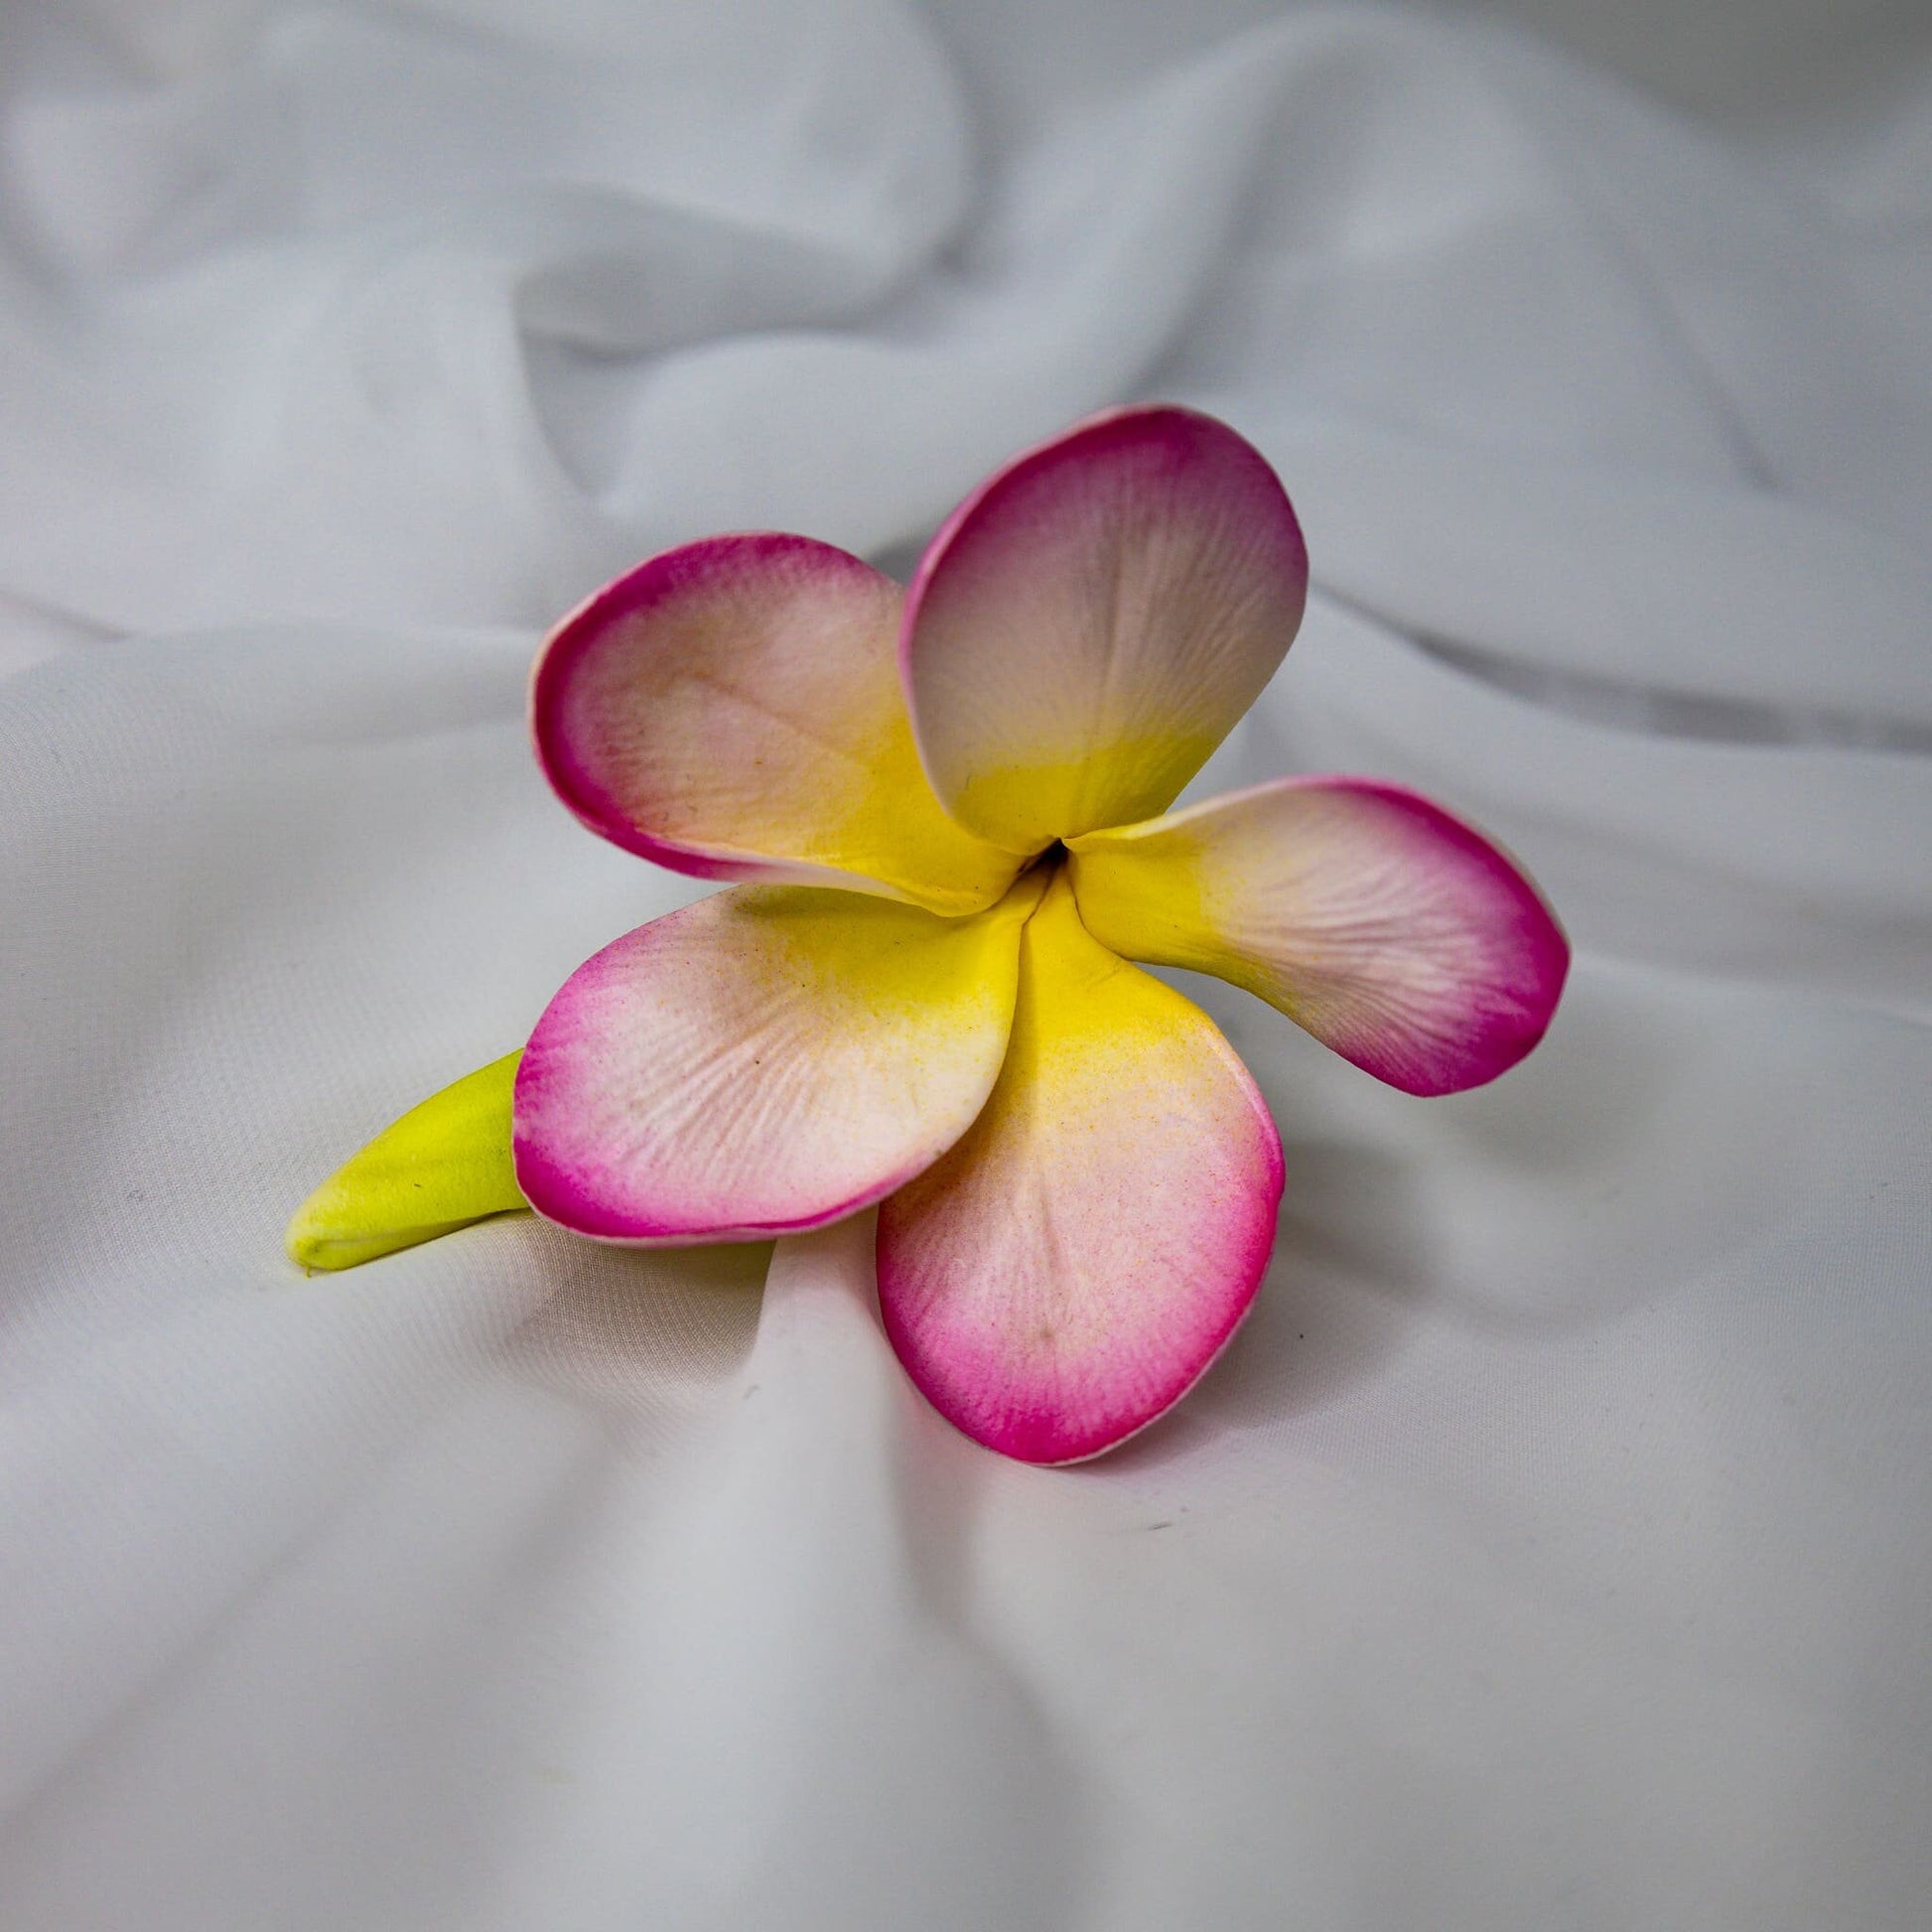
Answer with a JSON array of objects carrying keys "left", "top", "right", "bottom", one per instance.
[{"left": 2, "top": 2, "right": 1930, "bottom": 1928}]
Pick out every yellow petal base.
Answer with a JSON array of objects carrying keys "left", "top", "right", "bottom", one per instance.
[{"left": 286, "top": 1051, "right": 528, "bottom": 1271}]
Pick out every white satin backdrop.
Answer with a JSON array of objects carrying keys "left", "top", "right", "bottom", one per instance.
[{"left": 2, "top": 3, "right": 1930, "bottom": 1927}]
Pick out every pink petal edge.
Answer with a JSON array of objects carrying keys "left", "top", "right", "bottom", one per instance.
[
  {"left": 878, "top": 1161, "right": 1281, "bottom": 1467},
  {"left": 1070, "top": 773, "right": 1572, "bottom": 1097},
  {"left": 530, "top": 533, "right": 1017, "bottom": 913},
  {"left": 875, "top": 873, "right": 1285, "bottom": 1465},
  {"left": 531, "top": 533, "right": 853, "bottom": 878},
  {"left": 512, "top": 884, "right": 1033, "bottom": 1245},
  {"left": 898, "top": 403, "right": 1309, "bottom": 849}
]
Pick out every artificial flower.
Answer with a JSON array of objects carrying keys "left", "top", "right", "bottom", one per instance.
[{"left": 289, "top": 405, "right": 1568, "bottom": 1462}]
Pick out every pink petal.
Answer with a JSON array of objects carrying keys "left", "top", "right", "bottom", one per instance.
[
  {"left": 513, "top": 879, "right": 1042, "bottom": 1243},
  {"left": 900, "top": 405, "right": 1308, "bottom": 851},
  {"left": 876, "top": 871, "right": 1283, "bottom": 1464},
  {"left": 1068, "top": 776, "right": 1570, "bottom": 1096},
  {"left": 533, "top": 534, "right": 1022, "bottom": 916}
]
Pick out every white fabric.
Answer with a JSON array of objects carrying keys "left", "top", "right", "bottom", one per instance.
[{"left": 2, "top": 3, "right": 1930, "bottom": 1925}]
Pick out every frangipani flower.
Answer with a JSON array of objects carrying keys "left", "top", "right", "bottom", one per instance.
[{"left": 289, "top": 406, "right": 1568, "bottom": 1463}]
